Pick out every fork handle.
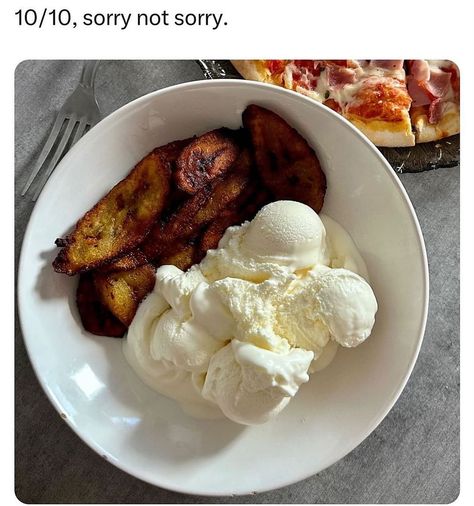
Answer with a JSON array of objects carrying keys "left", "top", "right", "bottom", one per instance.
[{"left": 80, "top": 60, "right": 100, "bottom": 89}]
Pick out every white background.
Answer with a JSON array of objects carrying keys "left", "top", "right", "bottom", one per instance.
[{"left": 3, "top": 0, "right": 472, "bottom": 503}]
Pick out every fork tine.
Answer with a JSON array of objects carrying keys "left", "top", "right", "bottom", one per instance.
[
  {"left": 70, "top": 119, "right": 88, "bottom": 148},
  {"left": 32, "top": 118, "right": 77, "bottom": 201},
  {"left": 21, "top": 113, "right": 67, "bottom": 196}
]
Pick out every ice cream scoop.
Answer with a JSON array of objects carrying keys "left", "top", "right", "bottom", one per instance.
[
  {"left": 202, "top": 340, "right": 313, "bottom": 425},
  {"left": 200, "top": 201, "right": 328, "bottom": 282},
  {"left": 241, "top": 200, "right": 329, "bottom": 268},
  {"left": 277, "top": 265, "right": 378, "bottom": 351}
]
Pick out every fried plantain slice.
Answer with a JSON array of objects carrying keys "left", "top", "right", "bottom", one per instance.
[
  {"left": 242, "top": 104, "right": 326, "bottom": 212},
  {"left": 156, "top": 138, "right": 194, "bottom": 170},
  {"left": 140, "top": 188, "right": 210, "bottom": 260},
  {"left": 199, "top": 210, "right": 238, "bottom": 253},
  {"left": 190, "top": 156, "right": 252, "bottom": 226},
  {"left": 53, "top": 151, "right": 171, "bottom": 276},
  {"left": 76, "top": 273, "right": 127, "bottom": 337},
  {"left": 94, "top": 263, "right": 156, "bottom": 327},
  {"left": 99, "top": 249, "right": 148, "bottom": 273},
  {"left": 141, "top": 149, "right": 254, "bottom": 261},
  {"left": 156, "top": 138, "right": 196, "bottom": 211},
  {"left": 158, "top": 240, "right": 205, "bottom": 271},
  {"left": 175, "top": 128, "right": 240, "bottom": 194}
]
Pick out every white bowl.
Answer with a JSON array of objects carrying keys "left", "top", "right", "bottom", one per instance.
[{"left": 18, "top": 80, "right": 428, "bottom": 495}]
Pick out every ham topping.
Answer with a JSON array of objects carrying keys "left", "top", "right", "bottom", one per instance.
[
  {"left": 407, "top": 61, "right": 452, "bottom": 111},
  {"left": 407, "top": 76, "right": 431, "bottom": 107},
  {"left": 409, "top": 60, "right": 430, "bottom": 81},
  {"left": 326, "top": 64, "right": 356, "bottom": 88},
  {"left": 424, "top": 68, "right": 451, "bottom": 98},
  {"left": 428, "top": 98, "right": 446, "bottom": 124}
]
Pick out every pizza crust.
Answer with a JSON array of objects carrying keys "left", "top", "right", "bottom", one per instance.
[
  {"left": 344, "top": 114, "right": 416, "bottom": 147},
  {"left": 411, "top": 103, "right": 460, "bottom": 143},
  {"left": 231, "top": 60, "right": 273, "bottom": 83}
]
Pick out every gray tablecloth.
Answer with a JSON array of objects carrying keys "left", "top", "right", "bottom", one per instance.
[{"left": 14, "top": 60, "right": 459, "bottom": 504}]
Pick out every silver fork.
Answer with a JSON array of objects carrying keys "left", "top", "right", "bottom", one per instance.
[{"left": 21, "top": 60, "right": 102, "bottom": 200}]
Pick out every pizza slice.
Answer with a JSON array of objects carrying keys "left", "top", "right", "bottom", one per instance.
[
  {"left": 406, "top": 60, "right": 460, "bottom": 143},
  {"left": 232, "top": 60, "right": 415, "bottom": 147}
]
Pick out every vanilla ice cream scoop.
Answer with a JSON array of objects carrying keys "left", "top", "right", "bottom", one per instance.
[
  {"left": 308, "top": 267, "right": 378, "bottom": 347},
  {"left": 149, "top": 267, "right": 233, "bottom": 373},
  {"left": 156, "top": 265, "right": 206, "bottom": 319},
  {"left": 123, "top": 287, "right": 222, "bottom": 418},
  {"left": 280, "top": 265, "right": 378, "bottom": 348},
  {"left": 201, "top": 201, "right": 329, "bottom": 282},
  {"left": 151, "top": 309, "right": 222, "bottom": 372},
  {"left": 241, "top": 200, "right": 328, "bottom": 269},
  {"left": 202, "top": 340, "right": 313, "bottom": 425}
]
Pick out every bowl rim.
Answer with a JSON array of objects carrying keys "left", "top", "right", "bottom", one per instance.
[{"left": 17, "top": 78, "right": 430, "bottom": 496}]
